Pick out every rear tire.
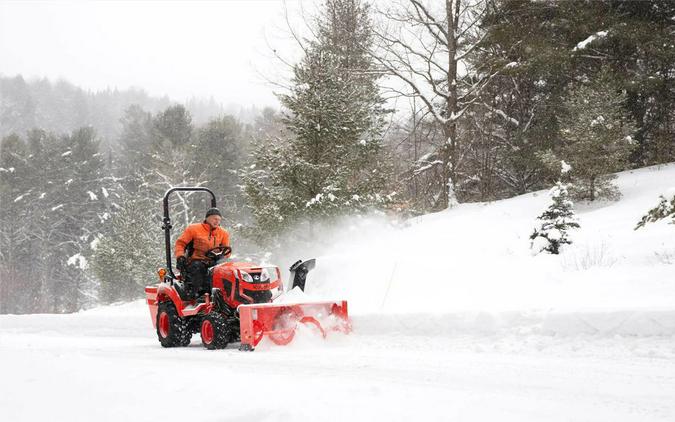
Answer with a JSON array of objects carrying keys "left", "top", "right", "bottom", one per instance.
[
  {"left": 201, "top": 312, "right": 231, "bottom": 350},
  {"left": 157, "top": 302, "right": 190, "bottom": 347}
]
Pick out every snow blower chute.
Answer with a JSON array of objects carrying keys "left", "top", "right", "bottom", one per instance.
[{"left": 144, "top": 187, "right": 350, "bottom": 351}]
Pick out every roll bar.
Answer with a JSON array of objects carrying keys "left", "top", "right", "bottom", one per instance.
[{"left": 162, "top": 187, "right": 217, "bottom": 278}]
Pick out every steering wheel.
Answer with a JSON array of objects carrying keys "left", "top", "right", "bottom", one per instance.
[{"left": 205, "top": 245, "right": 232, "bottom": 260}]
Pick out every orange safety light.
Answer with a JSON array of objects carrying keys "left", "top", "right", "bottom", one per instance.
[{"left": 157, "top": 268, "right": 167, "bottom": 281}]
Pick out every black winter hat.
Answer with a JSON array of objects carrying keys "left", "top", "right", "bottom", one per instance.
[{"left": 205, "top": 207, "right": 222, "bottom": 218}]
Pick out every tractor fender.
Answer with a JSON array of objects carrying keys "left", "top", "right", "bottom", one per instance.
[
  {"left": 145, "top": 285, "right": 160, "bottom": 328},
  {"left": 156, "top": 283, "right": 187, "bottom": 317}
]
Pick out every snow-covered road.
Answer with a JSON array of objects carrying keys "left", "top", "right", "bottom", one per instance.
[{"left": 2, "top": 302, "right": 674, "bottom": 422}]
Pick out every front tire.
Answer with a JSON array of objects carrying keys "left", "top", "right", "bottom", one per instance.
[
  {"left": 157, "top": 302, "right": 190, "bottom": 347},
  {"left": 201, "top": 312, "right": 231, "bottom": 350}
]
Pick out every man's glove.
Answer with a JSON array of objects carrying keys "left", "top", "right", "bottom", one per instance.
[{"left": 176, "top": 256, "right": 187, "bottom": 271}]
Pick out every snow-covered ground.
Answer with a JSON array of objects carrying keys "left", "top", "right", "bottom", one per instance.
[{"left": 2, "top": 164, "right": 675, "bottom": 421}]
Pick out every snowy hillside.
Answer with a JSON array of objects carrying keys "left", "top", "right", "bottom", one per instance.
[{"left": 2, "top": 164, "right": 675, "bottom": 422}]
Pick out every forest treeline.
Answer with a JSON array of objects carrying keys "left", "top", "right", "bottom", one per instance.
[
  {"left": 1, "top": 0, "right": 673, "bottom": 313},
  {"left": 0, "top": 75, "right": 261, "bottom": 142}
]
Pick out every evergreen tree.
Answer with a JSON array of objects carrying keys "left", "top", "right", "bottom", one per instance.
[
  {"left": 190, "top": 116, "right": 246, "bottom": 222},
  {"left": 0, "top": 76, "right": 36, "bottom": 135},
  {"left": 0, "top": 134, "right": 32, "bottom": 313},
  {"left": 19, "top": 129, "right": 68, "bottom": 312},
  {"left": 471, "top": 0, "right": 675, "bottom": 200},
  {"left": 635, "top": 195, "right": 675, "bottom": 230},
  {"left": 590, "top": 1, "right": 675, "bottom": 166},
  {"left": 92, "top": 196, "right": 161, "bottom": 303},
  {"left": 118, "top": 104, "right": 154, "bottom": 183},
  {"left": 243, "top": 0, "right": 392, "bottom": 237},
  {"left": 0, "top": 128, "right": 112, "bottom": 312},
  {"left": 98, "top": 105, "right": 200, "bottom": 300},
  {"left": 558, "top": 74, "right": 636, "bottom": 201},
  {"left": 149, "top": 108, "right": 205, "bottom": 231},
  {"left": 152, "top": 104, "right": 193, "bottom": 150},
  {"left": 530, "top": 182, "right": 580, "bottom": 255},
  {"left": 55, "top": 127, "right": 110, "bottom": 310}
]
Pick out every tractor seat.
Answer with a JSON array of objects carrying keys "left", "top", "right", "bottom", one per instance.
[{"left": 172, "top": 279, "right": 191, "bottom": 301}]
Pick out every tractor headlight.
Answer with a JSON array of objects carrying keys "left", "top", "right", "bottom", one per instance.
[
  {"left": 260, "top": 268, "right": 271, "bottom": 282},
  {"left": 239, "top": 270, "right": 254, "bottom": 283}
]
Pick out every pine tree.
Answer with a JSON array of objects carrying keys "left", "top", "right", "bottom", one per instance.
[
  {"left": 530, "top": 182, "right": 580, "bottom": 255},
  {"left": 189, "top": 116, "right": 246, "bottom": 223},
  {"left": 470, "top": 0, "right": 675, "bottom": 199},
  {"left": 13, "top": 130, "right": 67, "bottom": 313},
  {"left": 92, "top": 196, "right": 161, "bottom": 303},
  {"left": 243, "top": 0, "right": 392, "bottom": 237},
  {"left": 150, "top": 105, "right": 205, "bottom": 229},
  {"left": 558, "top": 74, "right": 636, "bottom": 201},
  {"left": 152, "top": 105, "right": 192, "bottom": 150},
  {"left": 118, "top": 105, "right": 154, "bottom": 185},
  {"left": 635, "top": 195, "right": 675, "bottom": 230},
  {"left": 0, "top": 134, "right": 32, "bottom": 313},
  {"left": 1, "top": 128, "right": 112, "bottom": 312},
  {"left": 40, "top": 127, "right": 110, "bottom": 311}
]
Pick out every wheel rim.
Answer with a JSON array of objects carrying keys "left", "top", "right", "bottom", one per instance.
[
  {"left": 201, "top": 319, "right": 214, "bottom": 344},
  {"left": 159, "top": 312, "right": 170, "bottom": 338}
]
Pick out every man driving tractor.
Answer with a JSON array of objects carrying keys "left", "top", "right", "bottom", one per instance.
[{"left": 175, "top": 207, "right": 230, "bottom": 298}]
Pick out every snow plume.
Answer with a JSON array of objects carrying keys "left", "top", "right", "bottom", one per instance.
[
  {"left": 259, "top": 212, "right": 404, "bottom": 296},
  {"left": 233, "top": 166, "right": 675, "bottom": 323}
]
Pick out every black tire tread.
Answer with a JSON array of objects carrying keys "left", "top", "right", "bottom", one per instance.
[
  {"left": 157, "top": 302, "right": 191, "bottom": 347},
  {"left": 201, "top": 312, "right": 231, "bottom": 350}
]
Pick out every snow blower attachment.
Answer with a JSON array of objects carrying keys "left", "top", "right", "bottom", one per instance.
[
  {"left": 238, "top": 299, "right": 350, "bottom": 351},
  {"left": 145, "top": 187, "right": 350, "bottom": 351}
]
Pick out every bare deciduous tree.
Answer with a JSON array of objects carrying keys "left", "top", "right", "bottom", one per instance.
[{"left": 372, "top": 0, "right": 495, "bottom": 209}]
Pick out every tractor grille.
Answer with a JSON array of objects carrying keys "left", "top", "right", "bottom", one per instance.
[
  {"left": 244, "top": 289, "right": 272, "bottom": 304},
  {"left": 248, "top": 272, "right": 264, "bottom": 283}
]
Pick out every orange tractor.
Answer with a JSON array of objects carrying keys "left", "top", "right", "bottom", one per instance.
[{"left": 145, "top": 187, "right": 350, "bottom": 351}]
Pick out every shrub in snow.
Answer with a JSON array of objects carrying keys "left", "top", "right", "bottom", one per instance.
[
  {"left": 530, "top": 182, "right": 580, "bottom": 255},
  {"left": 635, "top": 195, "right": 675, "bottom": 230},
  {"left": 560, "top": 242, "right": 616, "bottom": 270}
]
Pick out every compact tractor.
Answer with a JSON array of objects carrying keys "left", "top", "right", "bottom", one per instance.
[{"left": 145, "top": 187, "right": 350, "bottom": 350}]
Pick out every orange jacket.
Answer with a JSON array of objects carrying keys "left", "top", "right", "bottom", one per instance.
[{"left": 175, "top": 222, "right": 230, "bottom": 261}]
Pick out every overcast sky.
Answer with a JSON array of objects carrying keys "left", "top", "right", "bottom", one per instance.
[{"left": 0, "top": 0, "right": 312, "bottom": 108}]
